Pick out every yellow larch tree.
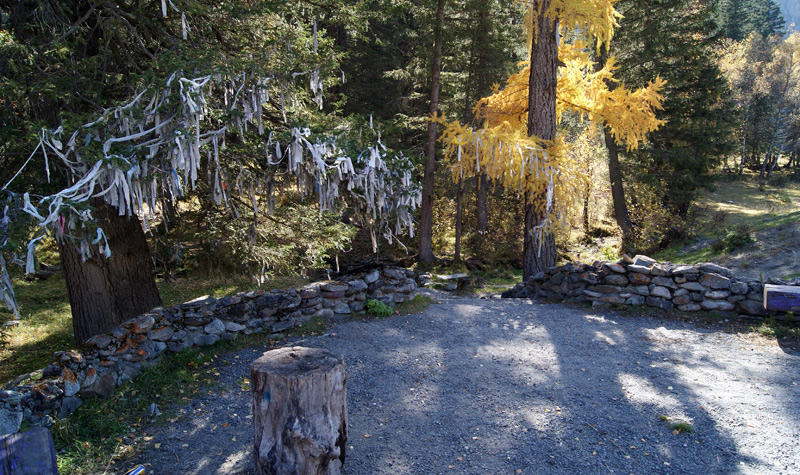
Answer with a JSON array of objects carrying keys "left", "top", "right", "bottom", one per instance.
[{"left": 438, "top": 0, "right": 666, "bottom": 278}]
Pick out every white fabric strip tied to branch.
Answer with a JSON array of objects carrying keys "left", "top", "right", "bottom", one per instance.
[{"left": 4, "top": 65, "right": 420, "bottom": 315}]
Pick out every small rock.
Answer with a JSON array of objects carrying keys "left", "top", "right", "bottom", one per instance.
[
  {"left": 627, "top": 265, "right": 652, "bottom": 275},
  {"left": 270, "top": 320, "right": 296, "bottom": 333},
  {"left": 672, "top": 265, "right": 699, "bottom": 276},
  {"left": 149, "top": 326, "right": 175, "bottom": 342},
  {"left": 697, "top": 263, "right": 734, "bottom": 278},
  {"left": 58, "top": 396, "right": 82, "bottom": 419},
  {"left": 705, "top": 290, "right": 731, "bottom": 300},
  {"left": 333, "top": 302, "right": 351, "bottom": 314},
  {"left": 124, "top": 314, "right": 155, "bottom": 334},
  {"left": 84, "top": 334, "right": 113, "bottom": 349},
  {"left": 678, "top": 303, "right": 702, "bottom": 312},
  {"left": 81, "top": 373, "right": 115, "bottom": 398},
  {"left": 604, "top": 274, "right": 629, "bottom": 286},
  {"left": 298, "top": 288, "right": 320, "bottom": 299},
  {"left": 730, "top": 282, "right": 749, "bottom": 295},
  {"left": 364, "top": 270, "right": 380, "bottom": 284},
  {"left": 650, "top": 264, "right": 671, "bottom": 277},
  {"left": 628, "top": 273, "right": 651, "bottom": 285},
  {"left": 626, "top": 295, "right": 646, "bottom": 306},
  {"left": 204, "top": 319, "right": 226, "bottom": 335},
  {"left": 224, "top": 321, "right": 247, "bottom": 332},
  {"left": 593, "top": 285, "right": 622, "bottom": 294},
  {"left": 649, "top": 286, "right": 672, "bottom": 300},
  {"left": 700, "top": 273, "right": 731, "bottom": 290},
  {"left": 701, "top": 300, "right": 735, "bottom": 311},
  {"left": 633, "top": 255, "right": 657, "bottom": 267},
  {"left": 600, "top": 294, "right": 625, "bottom": 304},
  {"left": 673, "top": 295, "right": 692, "bottom": 305},
  {"left": 59, "top": 368, "right": 81, "bottom": 397},
  {"left": 347, "top": 280, "right": 368, "bottom": 292},
  {"left": 604, "top": 263, "right": 626, "bottom": 274},
  {"left": 651, "top": 276, "right": 678, "bottom": 289},
  {"left": 194, "top": 334, "right": 220, "bottom": 347},
  {"left": 680, "top": 282, "right": 706, "bottom": 292},
  {"left": 646, "top": 296, "right": 674, "bottom": 311},
  {"left": 321, "top": 282, "right": 349, "bottom": 293}
]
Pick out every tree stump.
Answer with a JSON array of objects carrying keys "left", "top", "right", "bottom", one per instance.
[{"left": 250, "top": 346, "right": 347, "bottom": 475}]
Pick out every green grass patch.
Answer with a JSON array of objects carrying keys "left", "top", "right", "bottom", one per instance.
[
  {"left": 365, "top": 299, "right": 394, "bottom": 318},
  {"left": 286, "top": 315, "right": 328, "bottom": 337},
  {"left": 0, "top": 274, "right": 308, "bottom": 386},
  {"left": 750, "top": 316, "right": 799, "bottom": 339},
  {"left": 53, "top": 333, "right": 278, "bottom": 474},
  {"left": 395, "top": 294, "right": 434, "bottom": 315}
]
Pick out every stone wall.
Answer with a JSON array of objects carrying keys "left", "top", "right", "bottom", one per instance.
[
  {"left": 0, "top": 266, "right": 416, "bottom": 437},
  {"left": 503, "top": 255, "right": 790, "bottom": 319}
]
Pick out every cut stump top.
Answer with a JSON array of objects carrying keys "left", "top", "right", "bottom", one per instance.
[{"left": 250, "top": 347, "right": 344, "bottom": 377}]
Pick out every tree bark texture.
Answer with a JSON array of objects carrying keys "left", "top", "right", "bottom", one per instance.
[
  {"left": 523, "top": 0, "right": 557, "bottom": 280},
  {"left": 603, "top": 126, "right": 634, "bottom": 245},
  {"left": 251, "top": 347, "right": 347, "bottom": 475},
  {"left": 418, "top": 0, "right": 446, "bottom": 265},
  {"left": 58, "top": 203, "right": 162, "bottom": 344}
]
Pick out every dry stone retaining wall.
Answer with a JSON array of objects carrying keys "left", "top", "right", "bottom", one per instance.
[
  {"left": 0, "top": 266, "right": 416, "bottom": 437},
  {"left": 503, "top": 255, "right": 793, "bottom": 319}
]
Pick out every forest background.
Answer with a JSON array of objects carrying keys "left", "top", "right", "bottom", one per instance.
[{"left": 1, "top": 0, "right": 800, "bottom": 370}]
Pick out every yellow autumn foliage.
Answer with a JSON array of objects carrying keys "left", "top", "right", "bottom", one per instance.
[{"left": 438, "top": 1, "right": 665, "bottom": 235}]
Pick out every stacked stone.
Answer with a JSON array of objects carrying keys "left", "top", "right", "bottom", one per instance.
[
  {"left": 0, "top": 266, "right": 416, "bottom": 437},
  {"left": 503, "top": 255, "right": 780, "bottom": 319}
]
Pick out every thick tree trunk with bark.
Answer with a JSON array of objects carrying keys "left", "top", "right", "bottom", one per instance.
[
  {"left": 58, "top": 203, "right": 162, "bottom": 343},
  {"left": 523, "top": 0, "right": 557, "bottom": 280},
  {"left": 251, "top": 347, "right": 347, "bottom": 475},
  {"left": 418, "top": 0, "right": 446, "bottom": 265}
]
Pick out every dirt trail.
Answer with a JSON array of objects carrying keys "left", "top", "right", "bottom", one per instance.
[{"left": 120, "top": 291, "right": 800, "bottom": 475}]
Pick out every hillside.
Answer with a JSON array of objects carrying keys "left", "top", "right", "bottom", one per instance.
[
  {"left": 778, "top": 0, "right": 799, "bottom": 30},
  {"left": 655, "top": 172, "right": 800, "bottom": 281}
]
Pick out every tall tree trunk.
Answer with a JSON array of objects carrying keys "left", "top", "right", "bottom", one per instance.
[
  {"left": 454, "top": 176, "right": 464, "bottom": 263},
  {"left": 418, "top": 0, "right": 446, "bottom": 265},
  {"left": 476, "top": 172, "right": 489, "bottom": 235},
  {"left": 523, "top": 0, "right": 557, "bottom": 280},
  {"left": 473, "top": 6, "right": 491, "bottom": 245},
  {"left": 604, "top": 127, "right": 634, "bottom": 247},
  {"left": 58, "top": 203, "right": 162, "bottom": 343},
  {"left": 595, "top": 46, "right": 634, "bottom": 247},
  {"left": 739, "top": 107, "right": 749, "bottom": 174}
]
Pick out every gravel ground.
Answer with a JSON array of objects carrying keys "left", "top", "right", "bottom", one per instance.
[{"left": 120, "top": 291, "right": 800, "bottom": 475}]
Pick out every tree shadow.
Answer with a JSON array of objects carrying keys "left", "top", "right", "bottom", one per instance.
[{"left": 124, "top": 297, "right": 800, "bottom": 474}]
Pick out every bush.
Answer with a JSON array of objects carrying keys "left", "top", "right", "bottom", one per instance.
[
  {"left": 365, "top": 299, "right": 393, "bottom": 318},
  {"left": 718, "top": 223, "right": 755, "bottom": 252}
]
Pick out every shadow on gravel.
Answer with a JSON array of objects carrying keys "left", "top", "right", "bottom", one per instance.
[
  {"left": 336, "top": 299, "right": 798, "bottom": 474},
  {"left": 124, "top": 297, "right": 800, "bottom": 474}
]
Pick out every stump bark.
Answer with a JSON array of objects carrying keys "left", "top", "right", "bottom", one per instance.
[{"left": 250, "top": 346, "right": 347, "bottom": 475}]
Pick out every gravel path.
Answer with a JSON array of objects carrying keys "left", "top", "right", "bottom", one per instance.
[{"left": 121, "top": 292, "right": 800, "bottom": 474}]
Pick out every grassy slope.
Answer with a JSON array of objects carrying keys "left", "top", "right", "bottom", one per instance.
[
  {"left": 654, "top": 173, "right": 800, "bottom": 268},
  {"left": 0, "top": 274, "right": 307, "bottom": 385}
]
